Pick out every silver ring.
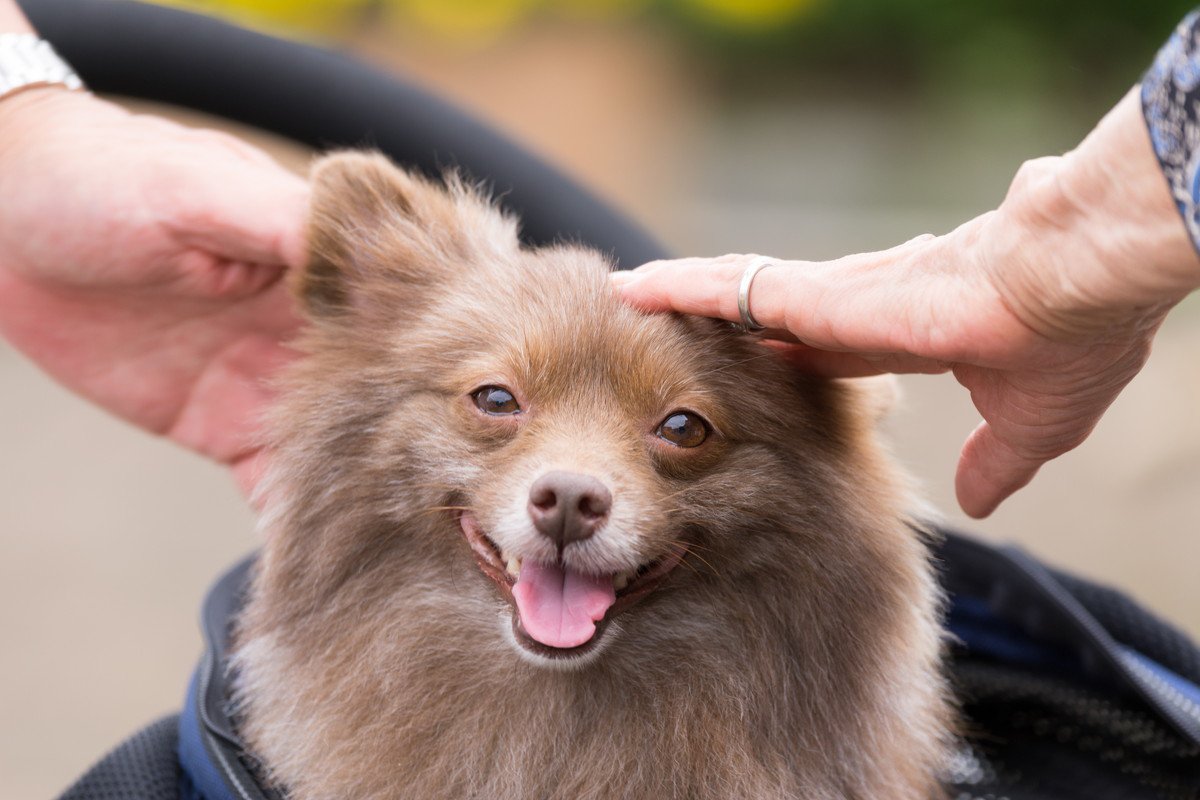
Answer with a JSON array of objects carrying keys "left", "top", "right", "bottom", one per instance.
[{"left": 736, "top": 256, "right": 773, "bottom": 333}]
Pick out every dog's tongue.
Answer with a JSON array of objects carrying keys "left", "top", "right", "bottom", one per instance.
[{"left": 512, "top": 560, "right": 616, "bottom": 649}]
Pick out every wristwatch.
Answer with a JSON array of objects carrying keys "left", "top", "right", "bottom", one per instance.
[{"left": 0, "top": 33, "right": 84, "bottom": 101}]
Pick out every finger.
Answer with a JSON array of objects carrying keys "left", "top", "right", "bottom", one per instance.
[
  {"left": 613, "top": 253, "right": 782, "bottom": 322},
  {"left": 171, "top": 250, "right": 288, "bottom": 300},
  {"left": 619, "top": 253, "right": 745, "bottom": 276},
  {"left": 759, "top": 340, "right": 887, "bottom": 377},
  {"left": 610, "top": 254, "right": 754, "bottom": 313},
  {"left": 168, "top": 159, "right": 311, "bottom": 270},
  {"left": 613, "top": 245, "right": 942, "bottom": 357},
  {"left": 760, "top": 340, "right": 952, "bottom": 377},
  {"left": 954, "top": 420, "right": 1043, "bottom": 518},
  {"left": 165, "top": 328, "right": 298, "bottom": 464},
  {"left": 231, "top": 448, "right": 270, "bottom": 508}
]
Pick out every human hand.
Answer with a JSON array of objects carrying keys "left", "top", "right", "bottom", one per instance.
[
  {"left": 613, "top": 89, "right": 1200, "bottom": 518},
  {"left": 0, "top": 88, "right": 309, "bottom": 495}
]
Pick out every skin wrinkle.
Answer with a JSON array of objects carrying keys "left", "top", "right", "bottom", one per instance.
[{"left": 232, "top": 152, "right": 954, "bottom": 800}]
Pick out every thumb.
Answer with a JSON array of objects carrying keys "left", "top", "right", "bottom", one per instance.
[{"left": 955, "top": 420, "right": 1043, "bottom": 518}]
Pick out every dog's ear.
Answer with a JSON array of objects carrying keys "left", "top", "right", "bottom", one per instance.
[{"left": 297, "top": 151, "right": 520, "bottom": 319}]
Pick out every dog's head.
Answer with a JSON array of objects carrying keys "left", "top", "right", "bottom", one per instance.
[
  {"left": 249, "top": 152, "right": 926, "bottom": 672},
  {"left": 235, "top": 152, "right": 948, "bottom": 799}
]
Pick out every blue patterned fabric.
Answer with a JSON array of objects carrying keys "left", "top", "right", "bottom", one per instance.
[
  {"left": 178, "top": 669, "right": 237, "bottom": 800},
  {"left": 1143, "top": 10, "right": 1200, "bottom": 252}
]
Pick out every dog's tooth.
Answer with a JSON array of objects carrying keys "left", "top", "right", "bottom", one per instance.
[
  {"left": 506, "top": 557, "right": 522, "bottom": 577},
  {"left": 613, "top": 572, "right": 630, "bottom": 591}
]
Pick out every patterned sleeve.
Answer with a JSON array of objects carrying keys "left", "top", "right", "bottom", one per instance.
[{"left": 1142, "top": 10, "right": 1200, "bottom": 253}]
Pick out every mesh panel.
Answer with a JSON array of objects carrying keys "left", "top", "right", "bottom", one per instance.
[
  {"left": 58, "top": 715, "right": 181, "bottom": 800},
  {"left": 946, "top": 658, "right": 1200, "bottom": 800}
]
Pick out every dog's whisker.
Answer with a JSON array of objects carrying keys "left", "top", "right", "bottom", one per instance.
[
  {"left": 665, "top": 539, "right": 726, "bottom": 577},
  {"left": 674, "top": 542, "right": 723, "bottom": 561},
  {"left": 654, "top": 485, "right": 701, "bottom": 506}
]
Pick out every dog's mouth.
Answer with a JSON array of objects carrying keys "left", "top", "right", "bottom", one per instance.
[{"left": 459, "top": 512, "right": 685, "bottom": 659}]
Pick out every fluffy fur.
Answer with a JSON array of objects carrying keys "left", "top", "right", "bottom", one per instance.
[{"left": 233, "top": 152, "right": 953, "bottom": 800}]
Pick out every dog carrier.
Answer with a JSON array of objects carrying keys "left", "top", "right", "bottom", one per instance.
[
  {"left": 28, "top": 2, "right": 1199, "bottom": 797},
  {"left": 58, "top": 530, "right": 1200, "bottom": 800}
]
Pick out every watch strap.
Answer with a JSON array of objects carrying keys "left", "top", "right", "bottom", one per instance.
[{"left": 0, "top": 32, "right": 84, "bottom": 101}]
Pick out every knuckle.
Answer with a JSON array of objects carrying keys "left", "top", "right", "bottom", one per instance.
[
  {"left": 1006, "top": 157, "right": 1078, "bottom": 226},
  {"left": 1010, "top": 156, "right": 1057, "bottom": 190},
  {"left": 717, "top": 253, "right": 748, "bottom": 278}
]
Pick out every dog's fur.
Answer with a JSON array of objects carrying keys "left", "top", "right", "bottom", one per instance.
[{"left": 233, "top": 152, "right": 952, "bottom": 800}]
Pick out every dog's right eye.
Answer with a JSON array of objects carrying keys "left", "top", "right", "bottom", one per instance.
[
  {"left": 472, "top": 386, "right": 521, "bottom": 415},
  {"left": 656, "top": 411, "right": 708, "bottom": 448}
]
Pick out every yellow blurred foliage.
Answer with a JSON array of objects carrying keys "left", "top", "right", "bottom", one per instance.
[
  {"left": 554, "top": 0, "right": 652, "bottom": 22},
  {"left": 391, "top": 0, "right": 543, "bottom": 42},
  {"left": 152, "top": 0, "right": 368, "bottom": 35},
  {"left": 676, "top": 0, "right": 817, "bottom": 29},
  {"left": 147, "top": 0, "right": 818, "bottom": 40}
]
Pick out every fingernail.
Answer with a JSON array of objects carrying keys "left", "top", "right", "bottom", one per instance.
[{"left": 609, "top": 271, "right": 638, "bottom": 288}]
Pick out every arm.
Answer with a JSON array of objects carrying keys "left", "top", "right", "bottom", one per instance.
[
  {"left": 0, "top": 0, "right": 308, "bottom": 495},
  {"left": 0, "top": 0, "right": 33, "bottom": 31},
  {"left": 614, "top": 83, "right": 1200, "bottom": 518}
]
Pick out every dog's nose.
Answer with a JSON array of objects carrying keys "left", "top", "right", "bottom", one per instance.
[{"left": 528, "top": 470, "right": 611, "bottom": 549}]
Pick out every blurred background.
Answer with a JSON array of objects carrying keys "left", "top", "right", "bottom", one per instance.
[{"left": 3, "top": 0, "right": 1199, "bottom": 796}]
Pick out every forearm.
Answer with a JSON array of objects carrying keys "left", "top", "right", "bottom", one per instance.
[
  {"left": 0, "top": 0, "right": 34, "bottom": 33},
  {"left": 1061, "top": 88, "right": 1200, "bottom": 304}
]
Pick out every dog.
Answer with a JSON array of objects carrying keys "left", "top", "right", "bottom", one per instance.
[{"left": 231, "top": 152, "right": 952, "bottom": 799}]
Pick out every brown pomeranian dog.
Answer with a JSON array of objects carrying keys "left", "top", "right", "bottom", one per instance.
[{"left": 232, "top": 152, "right": 952, "bottom": 800}]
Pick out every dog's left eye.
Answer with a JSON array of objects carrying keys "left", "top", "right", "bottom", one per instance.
[
  {"left": 472, "top": 386, "right": 521, "bottom": 415},
  {"left": 657, "top": 411, "right": 708, "bottom": 448}
]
